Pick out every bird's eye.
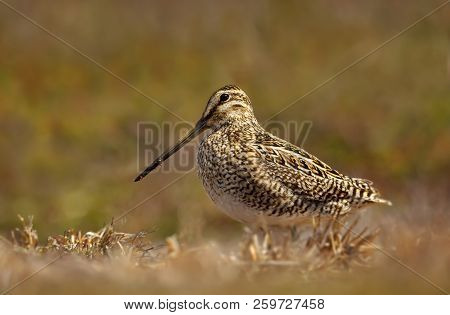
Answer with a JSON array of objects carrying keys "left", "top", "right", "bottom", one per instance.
[{"left": 219, "top": 93, "right": 230, "bottom": 103}]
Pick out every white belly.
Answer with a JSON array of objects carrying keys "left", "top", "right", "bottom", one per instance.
[
  {"left": 203, "top": 183, "right": 310, "bottom": 227},
  {"left": 209, "top": 190, "right": 260, "bottom": 223}
]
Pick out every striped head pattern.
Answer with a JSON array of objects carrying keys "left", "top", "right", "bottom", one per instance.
[{"left": 200, "top": 85, "right": 254, "bottom": 128}]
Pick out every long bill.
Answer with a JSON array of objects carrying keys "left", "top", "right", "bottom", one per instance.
[{"left": 134, "top": 119, "right": 207, "bottom": 182}]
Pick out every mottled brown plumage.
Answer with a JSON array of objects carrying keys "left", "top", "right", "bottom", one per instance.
[{"left": 135, "top": 85, "right": 391, "bottom": 226}]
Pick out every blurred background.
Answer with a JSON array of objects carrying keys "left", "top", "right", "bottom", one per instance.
[{"left": 0, "top": 0, "right": 449, "bottom": 293}]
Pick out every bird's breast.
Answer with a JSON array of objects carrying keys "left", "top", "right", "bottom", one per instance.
[{"left": 196, "top": 130, "right": 257, "bottom": 221}]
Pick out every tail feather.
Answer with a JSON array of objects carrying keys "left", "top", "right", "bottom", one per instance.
[
  {"left": 370, "top": 196, "right": 392, "bottom": 206},
  {"left": 352, "top": 177, "right": 392, "bottom": 206}
]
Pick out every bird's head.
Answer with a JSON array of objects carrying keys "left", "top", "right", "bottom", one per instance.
[{"left": 198, "top": 85, "right": 254, "bottom": 129}]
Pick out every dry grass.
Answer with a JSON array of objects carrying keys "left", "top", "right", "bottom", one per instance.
[
  {"left": 7, "top": 213, "right": 378, "bottom": 268},
  {"left": 237, "top": 215, "right": 378, "bottom": 272},
  {"left": 0, "top": 212, "right": 387, "bottom": 294},
  {"left": 9, "top": 215, "right": 158, "bottom": 263}
]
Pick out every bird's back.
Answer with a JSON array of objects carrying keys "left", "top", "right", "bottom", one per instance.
[{"left": 252, "top": 130, "right": 391, "bottom": 214}]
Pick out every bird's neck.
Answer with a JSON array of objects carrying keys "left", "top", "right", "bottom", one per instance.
[{"left": 226, "top": 114, "right": 262, "bottom": 130}]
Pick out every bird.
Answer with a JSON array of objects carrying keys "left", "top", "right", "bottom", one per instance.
[{"left": 134, "top": 85, "right": 391, "bottom": 226}]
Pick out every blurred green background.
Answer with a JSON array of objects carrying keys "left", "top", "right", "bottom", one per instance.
[{"left": 0, "top": 0, "right": 449, "bottom": 240}]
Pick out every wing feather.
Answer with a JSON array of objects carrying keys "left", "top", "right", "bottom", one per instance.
[{"left": 251, "top": 132, "right": 381, "bottom": 207}]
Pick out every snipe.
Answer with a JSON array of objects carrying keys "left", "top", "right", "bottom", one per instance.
[{"left": 135, "top": 85, "right": 391, "bottom": 226}]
